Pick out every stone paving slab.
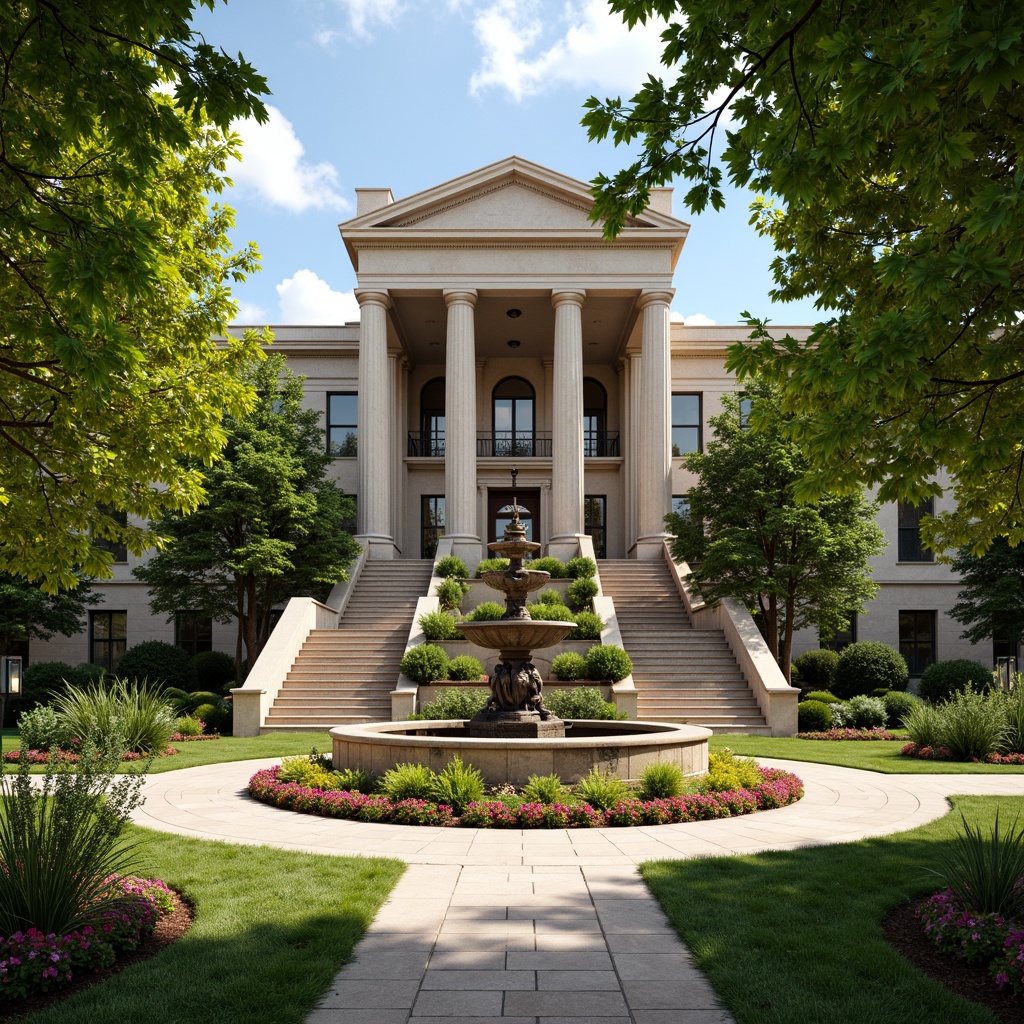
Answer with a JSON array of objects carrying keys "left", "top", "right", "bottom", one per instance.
[{"left": 131, "top": 756, "right": 1024, "bottom": 1023}]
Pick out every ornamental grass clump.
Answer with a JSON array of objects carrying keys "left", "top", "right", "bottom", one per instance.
[
  {"left": 520, "top": 773, "right": 565, "bottom": 804},
  {"left": 638, "top": 761, "right": 685, "bottom": 800},
  {"left": 934, "top": 687, "right": 1008, "bottom": 761},
  {"left": 0, "top": 746, "right": 149, "bottom": 938},
  {"left": 902, "top": 699, "right": 945, "bottom": 749},
  {"left": 1000, "top": 680, "right": 1024, "bottom": 753},
  {"left": 574, "top": 767, "right": 631, "bottom": 811},
  {"left": 378, "top": 762, "right": 437, "bottom": 802},
  {"left": 431, "top": 755, "right": 485, "bottom": 813}
]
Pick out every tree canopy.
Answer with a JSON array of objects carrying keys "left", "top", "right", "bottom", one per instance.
[
  {"left": 665, "top": 383, "right": 884, "bottom": 679},
  {"left": 0, "top": 1, "right": 270, "bottom": 590},
  {"left": 949, "top": 538, "right": 1024, "bottom": 648},
  {"left": 0, "top": 574, "right": 98, "bottom": 659},
  {"left": 133, "top": 355, "right": 360, "bottom": 675},
  {"left": 584, "top": 0, "right": 1024, "bottom": 552}
]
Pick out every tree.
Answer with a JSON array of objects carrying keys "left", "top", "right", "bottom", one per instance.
[
  {"left": 0, "top": 574, "right": 98, "bottom": 659},
  {"left": 665, "top": 384, "right": 884, "bottom": 680},
  {"left": 0, "top": 1, "right": 270, "bottom": 591},
  {"left": 949, "top": 538, "right": 1024, "bottom": 649},
  {"left": 583, "top": 0, "right": 1024, "bottom": 552},
  {"left": 133, "top": 355, "right": 361, "bottom": 676}
]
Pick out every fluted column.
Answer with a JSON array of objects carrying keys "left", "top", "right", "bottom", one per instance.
[
  {"left": 444, "top": 289, "right": 481, "bottom": 563},
  {"left": 635, "top": 290, "right": 674, "bottom": 558},
  {"left": 549, "top": 289, "right": 586, "bottom": 559},
  {"left": 356, "top": 289, "right": 394, "bottom": 558}
]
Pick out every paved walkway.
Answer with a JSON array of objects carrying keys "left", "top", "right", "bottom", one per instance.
[{"left": 133, "top": 759, "right": 1024, "bottom": 1023}]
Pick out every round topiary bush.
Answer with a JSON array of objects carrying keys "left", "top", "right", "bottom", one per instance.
[
  {"left": 71, "top": 662, "right": 107, "bottom": 686},
  {"left": 585, "top": 644, "right": 632, "bottom": 682},
  {"left": 447, "top": 655, "right": 485, "bottom": 681},
  {"left": 418, "top": 610, "right": 462, "bottom": 641},
  {"left": 435, "top": 578, "right": 470, "bottom": 613},
  {"left": 400, "top": 644, "right": 450, "bottom": 684},
  {"left": 566, "top": 576, "right": 599, "bottom": 611},
  {"left": 434, "top": 555, "right": 469, "bottom": 579},
  {"left": 475, "top": 558, "right": 510, "bottom": 577},
  {"left": 846, "top": 694, "right": 887, "bottom": 729},
  {"left": 569, "top": 611, "right": 604, "bottom": 641},
  {"left": 545, "top": 686, "right": 621, "bottom": 720},
  {"left": 918, "top": 659, "right": 993, "bottom": 703},
  {"left": 20, "top": 661, "right": 76, "bottom": 710},
  {"left": 413, "top": 687, "right": 488, "bottom": 720},
  {"left": 565, "top": 556, "right": 597, "bottom": 579},
  {"left": 465, "top": 601, "right": 506, "bottom": 622},
  {"left": 193, "top": 650, "right": 237, "bottom": 692},
  {"left": 534, "top": 589, "right": 565, "bottom": 606},
  {"left": 803, "top": 690, "right": 841, "bottom": 704},
  {"left": 551, "top": 652, "right": 587, "bottom": 681},
  {"left": 528, "top": 556, "right": 565, "bottom": 578},
  {"left": 115, "top": 640, "right": 197, "bottom": 692},
  {"left": 833, "top": 641, "right": 909, "bottom": 699},
  {"left": 798, "top": 699, "right": 833, "bottom": 732},
  {"left": 529, "top": 601, "right": 575, "bottom": 621},
  {"left": 793, "top": 649, "right": 839, "bottom": 691},
  {"left": 192, "top": 701, "right": 229, "bottom": 734},
  {"left": 881, "top": 689, "right": 919, "bottom": 728}
]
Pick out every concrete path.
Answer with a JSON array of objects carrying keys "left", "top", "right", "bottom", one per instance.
[{"left": 133, "top": 759, "right": 1024, "bottom": 1023}]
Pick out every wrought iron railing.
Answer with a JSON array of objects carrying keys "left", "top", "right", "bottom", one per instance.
[{"left": 407, "top": 430, "right": 621, "bottom": 458}]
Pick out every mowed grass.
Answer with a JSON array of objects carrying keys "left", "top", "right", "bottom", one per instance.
[
  {"left": 14, "top": 824, "right": 404, "bottom": 1024},
  {"left": 0, "top": 730, "right": 334, "bottom": 774},
  {"left": 710, "top": 733, "right": 1024, "bottom": 774},
  {"left": 642, "top": 795, "right": 1023, "bottom": 1024}
]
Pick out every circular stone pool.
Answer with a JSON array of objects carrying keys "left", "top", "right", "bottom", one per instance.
[{"left": 330, "top": 719, "right": 711, "bottom": 787}]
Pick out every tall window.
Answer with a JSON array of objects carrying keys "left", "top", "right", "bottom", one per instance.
[
  {"left": 897, "top": 498, "right": 934, "bottom": 562},
  {"left": 739, "top": 396, "right": 753, "bottom": 430},
  {"left": 175, "top": 612, "right": 213, "bottom": 656},
  {"left": 421, "top": 496, "right": 445, "bottom": 559},
  {"left": 584, "top": 495, "right": 606, "bottom": 559},
  {"left": 327, "top": 393, "right": 358, "bottom": 456},
  {"left": 821, "top": 614, "right": 857, "bottom": 652},
  {"left": 90, "top": 611, "right": 127, "bottom": 673},
  {"left": 671, "top": 393, "right": 702, "bottom": 456},
  {"left": 94, "top": 508, "right": 128, "bottom": 563},
  {"left": 583, "top": 378, "right": 608, "bottom": 457},
  {"left": 418, "top": 378, "right": 445, "bottom": 457},
  {"left": 492, "top": 377, "right": 534, "bottom": 456},
  {"left": 899, "top": 610, "right": 936, "bottom": 675}
]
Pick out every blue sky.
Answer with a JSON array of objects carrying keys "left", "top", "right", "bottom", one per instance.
[{"left": 192, "top": 0, "right": 822, "bottom": 329}]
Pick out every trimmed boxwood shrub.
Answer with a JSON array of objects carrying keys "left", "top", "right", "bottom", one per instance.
[
  {"left": 527, "top": 556, "right": 565, "bottom": 578},
  {"left": 475, "top": 558, "right": 510, "bottom": 577},
  {"left": 803, "top": 690, "right": 841, "bottom": 704},
  {"left": 418, "top": 610, "right": 462, "bottom": 641},
  {"left": 565, "top": 556, "right": 597, "bottom": 579},
  {"left": 918, "top": 659, "right": 993, "bottom": 704},
  {"left": 534, "top": 589, "right": 566, "bottom": 605},
  {"left": 798, "top": 699, "right": 832, "bottom": 732},
  {"left": 115, "top": 640, "right": 196, "bottom": 692},
  {"left": 20, "top": 660, "right": 77, "bottom": 710},
  {"left": 192, "top": 650, "right": 237, "bottom": 692},
  {"left": 833, "top": 641, "right": 909, "bottom": 699},
  {"left": 435, "top": 578, "right": 470, "bottom": 612},
  {"left": 192, "top": 700, "right": 231, "bottom": 735},
  {"left": 400, "top": 644, "right": 450, "bottom": 683},
  {"left": 545, "top": 686, "right": 622, "bottom": 720},
  {"left": 793, "top": 649, "right": 839, "bottom": 691},
  {"left": 412, "top": 687, "right": 488, "bottom": 720},
  {"left": 569, "top": 611, "right": 604, "bottom": 641},
  {"left": 567, "top": 576, "right": 599, "bottom": 611},
  {"left": 465, "top": 601, "right": 506, "bottom": 621},
  {"left": 551, "top": 652, "right": 587, "bottom": 681},
  {"left": 846, "top": 694, "right": 887, "bottom": 729},
  {"left": 585, "top": 644, "right": 632, "bottom": 682},
  {"left": 447, "top": 655, "right": 485, "bottom": 681},
  {"left": 881, "top": 689, "right": 919, "bottom": 728},
  {"left": 434, "top": 555, "right": 469, "bottom": 579},
  {"left": 529, "top": 601, "right": 575, "bottom": 621}
]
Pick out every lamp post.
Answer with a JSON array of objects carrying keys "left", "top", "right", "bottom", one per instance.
[{"left": 1, "top": 655, "right": 23, "bottom": 768}]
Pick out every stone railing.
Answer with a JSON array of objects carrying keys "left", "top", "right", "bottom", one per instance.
[{"left": 664, "top": 544, "right": 798, "bottom": 736}]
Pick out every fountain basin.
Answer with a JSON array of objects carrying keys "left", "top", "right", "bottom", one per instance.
[
  {"left": 331, "top": 719, "right": 710, "bottom": 786},
  {"left": 457, "top": 619, "right": 576, "bottom": 657}
]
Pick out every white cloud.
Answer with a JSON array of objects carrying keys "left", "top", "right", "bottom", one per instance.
[
  {"left": 276, "top": 271, "right": 360, "bottom": 324},
  {"left": 323, "top": 0, "right": 404, "bottom": 40},
  {"left": 228, "top": 106, "right": 348, "bottom": 213},
  {"left": 468, "top": 0, "right": 668, "bottom": 100},
  {"left": 672, "top": 311, "right": 716, "bottom": 326},
  {"left": 232, "top": 300, "right": 271, "bottom": 324}
]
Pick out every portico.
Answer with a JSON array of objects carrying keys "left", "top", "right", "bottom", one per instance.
[{"left": 340, "top": 156, "right": 688, "bottom": 562}]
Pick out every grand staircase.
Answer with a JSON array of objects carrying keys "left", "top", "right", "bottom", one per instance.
[
  {"left": 263, "top": 560, "right": 433, "bottom": 730},
  {"left": 598, "top": 560, "right": 769, "bottom": 734}
]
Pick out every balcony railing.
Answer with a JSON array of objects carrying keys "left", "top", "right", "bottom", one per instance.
[{"left": 407, "top": 430, "right": 621, "bottom": 458}]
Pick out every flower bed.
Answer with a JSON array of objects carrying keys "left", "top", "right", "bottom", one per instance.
[
  {"left": 3, "top": 746, "right": 179, "bottom": 765},
  {"left": 0, "top": 876, "right": 173, "bottom": 1004},
  {"left": 247, "top": 765, "right": 804, "bottom": 828},
  {"left": 901, "top": 744, "right": 1024, "bottom": 765},
  {"left": 798, "top": 727, "right": 900, "bottom": 741},
  {"left": 169, "top": 732, "right": 221, "bottom": 743},
  {"left": 917, "top": 887, "right": 1024, "bottom": 994}
]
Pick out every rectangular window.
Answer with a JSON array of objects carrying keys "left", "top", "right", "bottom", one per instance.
[
  {"left": 90, "top": 611, "right": 127, "bottom": 673},
  {"left": 327, "top": 392, "right": 358, "bottom": 457},
  {"left": 739, "top": 396, "right": 753, "bottom": 430},
  {"left": 671, "top": 393, "right": 702, "bottom": 456},
  {"left": 820, "top": 614, "right": 857, "bottom": 653},
  {"left": 421, "top": 496, "right": 445, "bottom": 559},
  {"left": 94, "top": 508, "right": 128, "bottom": 563},
  {"left": 583, "top": 495, "right": 606, "bottom": 559},
  {"left": 175, "top": 612, "right": 213, "bottom": 656},
  {"left": 899, "top": 610, "right": 936, "bottom": 675},
  {"left": 897, "top": 498, "right": 934, "bottom": 562}
]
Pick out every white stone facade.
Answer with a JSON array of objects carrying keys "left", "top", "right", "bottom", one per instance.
[{"left": 22, "top": 158, "right": 1004, "bottom": 678}]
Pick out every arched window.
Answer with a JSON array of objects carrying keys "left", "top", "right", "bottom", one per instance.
[
  {"left": 492, "top": 377, "right": 534, "bottom": 457},
  {"left": 583, "top": 378, "right": 607, "bottom": 457},
  {"left": 417, "top": 378, "right": 445, "bottom": 457}
]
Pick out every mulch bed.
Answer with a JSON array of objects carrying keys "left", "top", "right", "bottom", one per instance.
[
  {"left": 0, "top": 892, "right": 193, "bottom": 1023},
  {"left": 883, "top": 901, "right": 1022, "bottom": 1023}
]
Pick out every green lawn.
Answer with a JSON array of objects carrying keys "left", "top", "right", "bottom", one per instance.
[
  {"left": 642, "top": 794, "right": 1023, "bottom": 1024},
  {"left": 710, "top": 733, "right": 1024, "bottom": 774},
  {"left": 0, "top": 730, "right": 334, "bottom": 774},
  {"left": 15, "top": 824, "right": 404, "bottom": 1024}
]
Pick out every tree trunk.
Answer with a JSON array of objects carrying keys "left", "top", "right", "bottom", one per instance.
[
  {"left": 782, "top": 588, "right": 796, "bottom": 683},
  {"left": 764, "top": 595, "right": 779, "bottom": 660},
  {"left": 235, "top": 576, "right": 246, "bottom": 680}
]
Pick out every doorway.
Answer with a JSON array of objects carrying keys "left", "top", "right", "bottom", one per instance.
[{"left": 488, "top": 488, "right": 541, "bottom": 545}]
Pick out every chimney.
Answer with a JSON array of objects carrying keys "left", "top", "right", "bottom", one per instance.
[
  {"left": 646, "top": 187, "right": 674, "bottom": 216},
  {"left": 355, "top": 188, "right": 395, "bottom": 216}
]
